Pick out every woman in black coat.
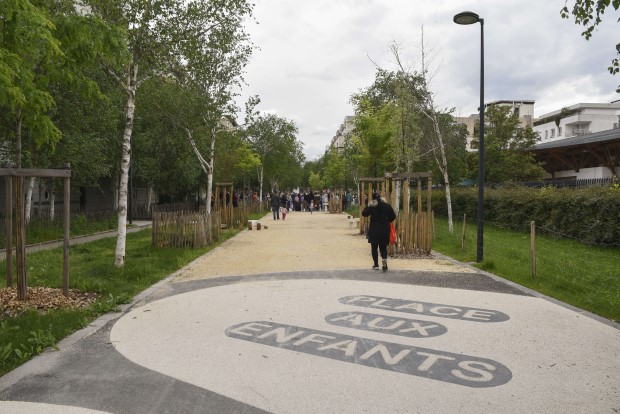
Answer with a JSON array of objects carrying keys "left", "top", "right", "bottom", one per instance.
[{"left": 362, "top": 192, "right": 396, "bottom": 271}]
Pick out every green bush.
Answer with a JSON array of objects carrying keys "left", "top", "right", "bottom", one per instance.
[{"left": 433, "top": 186, "right": 620, "bottom": 245}]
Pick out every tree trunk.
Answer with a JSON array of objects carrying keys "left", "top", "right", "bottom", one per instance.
[
  {"left": 50, "top": 191, "right": 56, "bottom": 221},
  {"left": 115, "top": 63, "right": 138, "bottom": 267},
  {"left": 394, "top": 179, "right": 401, "bottom": 214},
  {"left": 205, "top": 127, "right": 216, "bottom": 215},
  {"left": 146, "top": 184, "right": 153, "bottom": 216},
  {"left": 258, "top": 165, "right": 264, "bottom": 212},
  {"left": 25, "top": 177, "right": 35, "bottom": 223},
  {"left": 429, "top": 111, "right": 454, "bottom": 234}
]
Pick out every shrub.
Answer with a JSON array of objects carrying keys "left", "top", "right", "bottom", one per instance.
[{"left": 433, "top": 186, "right": 620, "bottom": 245}]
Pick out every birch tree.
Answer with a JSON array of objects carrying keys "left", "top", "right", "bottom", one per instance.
[
  {"left": 149, "top": 2, "right": 253, "bottom": 215},
  {"left": 388, "top": 36, "right": 466, "bottom": 234},
  {"left": 85, "top": 0, "right": 253, "bottom": 266}
]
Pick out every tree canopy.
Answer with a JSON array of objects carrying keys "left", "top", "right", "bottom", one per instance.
[{"left": 470, "top": 105, "right": 545, "bottom": 183}]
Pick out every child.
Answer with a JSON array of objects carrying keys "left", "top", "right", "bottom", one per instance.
[
  {"left": 309, "top": 200, "right": 314, "bottom": 214},
  {"left": 281, "top": 207, "right": 288, "bottom": 220}
]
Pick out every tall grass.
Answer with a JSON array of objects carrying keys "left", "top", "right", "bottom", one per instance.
[{"left": 433, "top": 215, "right": 620, "bottom": 322}]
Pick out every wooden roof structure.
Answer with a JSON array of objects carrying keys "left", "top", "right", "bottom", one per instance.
[{"left": 530, "top": 128, "right": 620, "bottom": 178}]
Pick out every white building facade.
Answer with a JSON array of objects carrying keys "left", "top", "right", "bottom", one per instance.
[
  {"left": 455, "top": 100, "right": 535, "bottom": 151},
  {"left": 532, "top": 101, "right": 620, "bottom": 181},
  {"left": 533, "top": 102, "right": 620, "bottom": 143},
  {"left": 329, "top": 116, "right": 355, "bottom": 153}
]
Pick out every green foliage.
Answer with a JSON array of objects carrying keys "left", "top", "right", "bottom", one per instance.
[
  {"left": 433, "top": 185, "right": 620, "bottom": 245},
  {"left": 246, "top": 113, "right": 305, "bottom": 191},
  {"left": 470, "top": 105, "right": 545, "bottom": 183},
  {"left": 0, "top": 0, "right": 127, "bottom": 168},
  {"left": 349, "top": 97, "right": 395, "bottom": 177},
  {"left": 0, "top": 0, "right": 63, "bottom": 153},
  {"left": 133, "top": 78, "right": 203, "bottom": 199},
  {"left": 308, "top": 171, "right": 324, "bottom": 191},
  {"left": 323, "top": 148, "right": 346, "bottom": 187}
]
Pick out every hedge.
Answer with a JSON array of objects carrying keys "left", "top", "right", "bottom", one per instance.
[{"left": 431, "top": 186, "right": 620, "bottom": 246}]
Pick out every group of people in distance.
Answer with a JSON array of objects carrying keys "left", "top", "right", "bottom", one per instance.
[{"left": 268, "top": 190, "right": 335, "bottom": 220}]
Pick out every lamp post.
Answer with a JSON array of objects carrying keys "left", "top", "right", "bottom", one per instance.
[{"left": 454, "top": 11, "right": 485, "bottom": 262}]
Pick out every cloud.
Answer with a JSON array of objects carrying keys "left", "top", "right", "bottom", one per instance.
[{"left": 237, "top": 0, "right": 620, "bottom": 160}]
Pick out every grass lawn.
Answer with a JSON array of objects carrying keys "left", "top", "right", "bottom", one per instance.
[
  {"left": 0, "top": 228, "right": 237, "bottom": 376},
  {"left": 433, "top": 216, "right": 620, "bottom": 323},
  {"left": 0, "top": 213, "right": 118, "bottom": 249}
]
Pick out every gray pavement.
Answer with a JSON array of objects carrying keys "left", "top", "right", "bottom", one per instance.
[{"left": 0, "top": 214, "right": 618, "bottom": 414}]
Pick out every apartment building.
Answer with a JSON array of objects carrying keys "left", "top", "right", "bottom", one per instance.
[
  {"left": 329, "top": 115, "right": 355, "bottom": 153},
  {"left": 533, "top": 102, "right": 620, "bottom": 143},
  {"left": 455, "top": 100, "right": 535, "bottom": 151},
  {"left": 531, "top": 101, "right": 620, "bottom": 180}
]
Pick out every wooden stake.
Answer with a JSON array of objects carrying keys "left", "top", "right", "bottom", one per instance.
[
  {"left": 63, "top": 165, "right": 71, "bottom": 296},
  {"left": 531, "top": 221, "right": 537, "bottom": 279},
  {"left": 15, "top": 177, "right": 26, "bottom": 300},
  {"left": 5, "top": 177, "right": 12, "bottom": 288},
  {"left": 461, "top": 214, "right": 467, "bottom": 252}
]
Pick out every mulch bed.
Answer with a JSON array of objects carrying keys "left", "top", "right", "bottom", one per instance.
[{"left": 0, "top": 287, "right": 97, "bottom": 318}]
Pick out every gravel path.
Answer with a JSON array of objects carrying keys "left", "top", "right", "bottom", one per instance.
[{"left": 173, "top": 210, "right": 475, "bottom": 281}]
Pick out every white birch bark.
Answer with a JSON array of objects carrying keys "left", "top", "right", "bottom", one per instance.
[
  {"left": 50, "top": 191, "right": 56, "bottom": 221},
  {"left": 424, "top": 109, "right": 454, "bottom": 234},
  {"left": 115, "top": 63, "right": 138, "bottom": 267},
  {"left": 25, "top": 177, "right": 35, "bottom": 223},
  {"left": 418, "top": 30, "right": 454, "bottom": 234},
  {"left": 205, "top": 128, "right": 216, "bottom": 215},
  {"left": 181, "top": 124, "right": 215, "bottom": 218},
  {"left": 394, "top": 180, "right": 401, "bottom": 214},
  {"left": 258, "top": 165, "right": 264, "bottom": 212},
  {"left": 146, "top": 185, "right": 153, "bottom": 215}
]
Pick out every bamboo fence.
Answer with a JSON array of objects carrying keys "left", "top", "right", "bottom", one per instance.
[{"left": 152, "top": 211, "right": 222, "bottom": 248}]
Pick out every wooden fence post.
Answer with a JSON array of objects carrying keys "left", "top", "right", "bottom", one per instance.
[
  {"left": 15, "top": 176, "right": 26, "bottom": 300},
  {"left": 531, "top": 221, "right": 537, "bottom": 279},
  {"left": 5, "top": 176, "right": 12, "bottom": 288},
  {"left": 63, "top": 164, "right": 71, "bottom": 296},
  {"left": 461, "top": 214, "right": 467, "bottom": 252}
]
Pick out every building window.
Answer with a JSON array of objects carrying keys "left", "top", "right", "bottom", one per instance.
[
  {"left": 550, "top": 129, "right": 555, "bottom": 138},
  {"left": 558, "top": 127, "right": 562, "bottom": 136},
  {"left": 545, "top": 130, "right": 548, "bottom": 139}
]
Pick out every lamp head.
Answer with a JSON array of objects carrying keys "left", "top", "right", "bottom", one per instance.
[{"left": 453, "top": 11, "right": 481, "bottom": 25}]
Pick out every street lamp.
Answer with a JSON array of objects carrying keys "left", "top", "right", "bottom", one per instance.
[{"left": 454, "top": 11, "right": 485, "bottom": 263}]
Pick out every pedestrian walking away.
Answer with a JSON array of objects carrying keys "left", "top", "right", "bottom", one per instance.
[
  {"left": 271, "top": 193, "right": 281, "bottom": 220},
  {"left": 362, "top": 192, "right": 396, "bottom": 271}
]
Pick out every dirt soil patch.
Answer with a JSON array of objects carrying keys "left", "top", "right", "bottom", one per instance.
[{"left": 0, "top": 287, "right": 97, "bottom": 318}]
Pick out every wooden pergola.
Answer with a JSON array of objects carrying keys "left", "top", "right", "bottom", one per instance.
[
  {"left": 531, "top": 129, "right": 620, "bottom": 179},
  {"left": 1, "top": 165, "right": 72, "bottom": 300},
  {"left": 385, "top": 172, "right": 433, "bottom": 255}
]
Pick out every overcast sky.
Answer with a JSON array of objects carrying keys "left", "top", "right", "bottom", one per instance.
[{"left": 235, "top": 0, "right": 619, "bottom": 160}]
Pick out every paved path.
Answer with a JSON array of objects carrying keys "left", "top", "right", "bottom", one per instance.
[{"left": 0, "top": 211, "right": 618, "bottom": 413}]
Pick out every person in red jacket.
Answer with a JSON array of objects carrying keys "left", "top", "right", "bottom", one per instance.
[{"left": 362, "top": 192, "right": 396, "bottom": 271}]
